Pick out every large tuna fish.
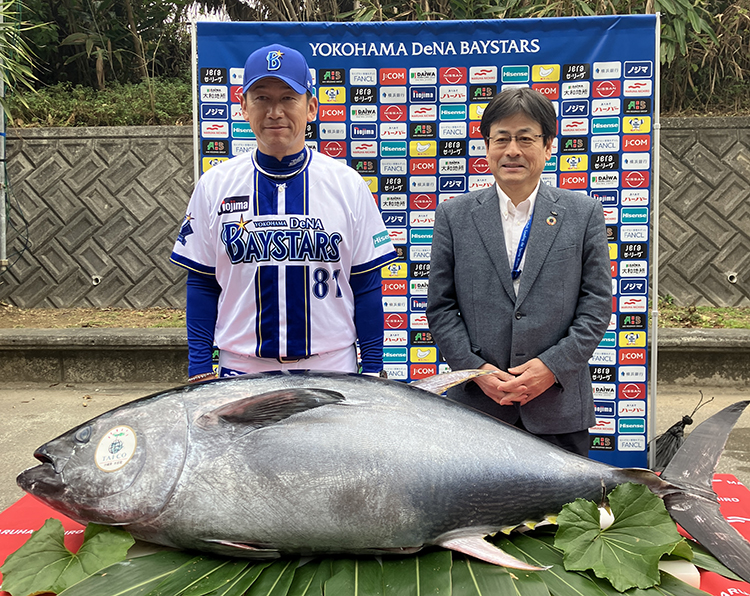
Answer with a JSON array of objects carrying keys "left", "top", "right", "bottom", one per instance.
[{"left": 17, "top": 371, "right": 750, "bottom": 582}]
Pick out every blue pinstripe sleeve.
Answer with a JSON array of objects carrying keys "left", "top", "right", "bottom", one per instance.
[
  {"left": 186, "top": 270, "right": 221, "bottom": 377},
  {"left": 350, "top": 268, "right": 384, "bottom": 373}
]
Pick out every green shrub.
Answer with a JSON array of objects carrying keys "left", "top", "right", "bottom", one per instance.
[{"left": 6, "top": 75, "right": 193, "bottom": 127}]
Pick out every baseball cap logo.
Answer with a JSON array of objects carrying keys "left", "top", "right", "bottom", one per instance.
[{"left": 266, "top": 50, "right": 283, "bottom": 71}]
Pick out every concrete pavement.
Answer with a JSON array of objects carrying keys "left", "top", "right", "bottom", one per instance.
[{"left": 1, "top": 380, "right": 748, "bottom": 512}]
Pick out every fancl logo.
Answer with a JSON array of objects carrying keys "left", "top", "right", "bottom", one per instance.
[
  {"left": 380, "top": 159, "right": 407, "bottom": 175},
  {"left": 588, "top": 348, "right": 616, "bottom": 366},
  {"left": 618, "top": 435, "right": 646, "bottom": 452},
  {"left": 502, "top": 65, "right": 529, "bottom": 82},
  {"left": 591, "top": 135, "right": 620, "bottom": 153},
  {"left": 439, "top": 123, "right": 467, "bottom": 138},
  {"left": 592, "top": 117, "right": 620, "bottom": 134},
  {"left": 410, "top": 228, "right": 434, "bottom": 244},
  {"left": 410, "top": 246, "right": 432, "bottom": 262},
  {"left": 620, "top": 225, "right": 649, "bottom": 242},
  {"left": 349, "top": 68, "right": 377, "bottom": 85},
  {"left": 439, "top": 105, "right": 467, "bottom": 121},
  {"left": 618, "top": 418, "right": 646, "bottom": 434},
  {"left": 380, "top": 141, "right": 408, "bottom": 157},
  {"left": 621, "top": 207, "right": 649, "bottom": 224}
]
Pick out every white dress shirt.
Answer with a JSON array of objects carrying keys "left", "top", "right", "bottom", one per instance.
[{"left": 496, "top": 181, "right": 541, "bottom": 296}]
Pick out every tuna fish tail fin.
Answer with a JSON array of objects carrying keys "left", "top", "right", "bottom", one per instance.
[{"left": 660, "top": 400, "right": 750, "bottom": 583}]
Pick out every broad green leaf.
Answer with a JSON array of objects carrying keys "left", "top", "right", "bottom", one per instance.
[
  {"left": 651, "top": 570, "right": 713, "bottom": 596},
  {"left": 555, "top": 484, "right": 684, "bottom": 592},
  {"left": 325, "top": 558, "right": 383, "bottom": 596},
  {"left": 286, "top": 561, "right": 323, "bottom": 596},
  {"left": 57, "top": 551, "right": 198, "bottom": 596},
  {"left": 204, "top": 563, "right": 272, "bottom": 596},
  {"left": 451, "top": 557, "right": 514, "bottom": 596},
  {"left": 246, "top": 560, "right": 298, "bottom": 596},
  {"left": 383, "top": 550, "right": 452, "bottom": 596},
  {"left": 506, "top": 534, "right": 612, "bottom": 596},
  {"left": 145, "top": 555, "right": 248, "bottom": 596},
  {"left": 0, "top": 519, "right": 134, "bottom": 596},
  {"left": 686, "top": 543, "right": 743, "bottom": 582}
]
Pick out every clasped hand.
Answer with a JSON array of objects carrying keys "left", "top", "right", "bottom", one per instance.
[{"left": 475, "top": 359, "right": 555, "bottom": 407}]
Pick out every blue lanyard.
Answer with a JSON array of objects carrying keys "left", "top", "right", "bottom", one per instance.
[{"left": 511, "top": 214, "right": 533, "bottom": 280}]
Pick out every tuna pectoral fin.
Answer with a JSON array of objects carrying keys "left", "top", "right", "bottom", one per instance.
[
  {"left": 437, "top": 535, "right": 549, "bottom": 571},
  {"left": 665, "top": 493, "right": 750, "bottom": 583},
  {"left": 204, "top": 539, "right": 281, "bottom": 557},
  {"left": 199, "top": 388, "right": 345, "bottom": 428},
  {"left": 411, "top": 370, "right": 494, "bottom": 395}
]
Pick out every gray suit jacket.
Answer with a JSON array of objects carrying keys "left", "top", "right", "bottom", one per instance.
[{"left": 426, "top": 183, "right": 612, "bottom": 434}]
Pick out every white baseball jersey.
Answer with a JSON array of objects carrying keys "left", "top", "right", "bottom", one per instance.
[{"left": 171, "top": 148, "right": 396, "bottom": 360}]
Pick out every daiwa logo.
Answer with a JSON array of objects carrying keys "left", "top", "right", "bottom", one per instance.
[
  {"left": 620, "top": 260, "right": 648, "bottom": 277},
  {"left": 410, "top": 279, "right": 429, "bottom": 295},
  {"left": 561, "top": 81, "right": 589, "bottom": 98},
  {"left": 350, "top": 124, "right": 377, "bottom": 139},
  {"left": 590, "top": 172, "right": 619, "bottom": 189},
  {"left": 410, "top": 67, "right": 437, "bottom": 85},
  {"left": 592, "top": 383, "right": 616, "bottom": 399},
  {"left": 381, "top": 194, "right": 407, "bottom": 210},
  {"left": 439, "top": 158, "right": 466, "bottom": 174},
  {"left": 350, "top": 106, "right": 377, "bottom": 121}
]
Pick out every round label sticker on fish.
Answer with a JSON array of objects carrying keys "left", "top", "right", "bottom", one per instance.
[{"left": 95, "top": 426, "right": 137, "bottom": 472}]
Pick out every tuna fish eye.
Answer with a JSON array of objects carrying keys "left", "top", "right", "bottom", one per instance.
[{"left": 74, "top": 426, "right": 92, "bottom": 443}]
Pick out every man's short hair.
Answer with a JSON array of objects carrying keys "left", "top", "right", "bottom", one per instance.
[{"left": 479, "top": 87, "right": 557, "bottom": 143}]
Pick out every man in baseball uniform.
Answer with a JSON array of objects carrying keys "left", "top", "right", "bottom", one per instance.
[{"left": 171, "top": 44, "right": 397, "bottom": 382}]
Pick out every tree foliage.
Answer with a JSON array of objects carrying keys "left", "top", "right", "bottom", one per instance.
[{"left": 10, "top": 0, "right": 750, "bottom": 114}]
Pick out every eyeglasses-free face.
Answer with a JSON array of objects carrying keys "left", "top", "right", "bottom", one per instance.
[{"left": 484, "top": 113, "right": 553, "bottom": 205}]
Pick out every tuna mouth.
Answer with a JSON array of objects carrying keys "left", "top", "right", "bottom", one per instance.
[{"left": 17, "top": 463, "right": 65, "bottom": 497}]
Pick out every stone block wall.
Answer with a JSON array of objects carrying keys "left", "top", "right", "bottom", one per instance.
[{"left": 1, "top": 118, "right": 748, "bottom": 308}]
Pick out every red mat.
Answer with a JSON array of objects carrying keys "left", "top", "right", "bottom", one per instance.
[{"left": 1, "top": 476, "right": 749, "bottom": 595}]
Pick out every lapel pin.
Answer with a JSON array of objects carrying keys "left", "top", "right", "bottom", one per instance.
[{"left": 546, "top": 216, "right": 557, "bottom": 226}]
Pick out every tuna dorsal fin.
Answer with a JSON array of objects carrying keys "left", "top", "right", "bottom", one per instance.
[
  {"left": 437, "top": 534, "right": 549, "bottom": 571},
  {"left": 410, "top": 369, "right": 494, "bottom": 395},
  {"left": 202, "top": 388, "right": 344, "bottom": 428}
]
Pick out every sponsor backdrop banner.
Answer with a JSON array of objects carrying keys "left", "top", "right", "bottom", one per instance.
[{"left": 195, "top": 16, "right": 656, "bottom": 467}]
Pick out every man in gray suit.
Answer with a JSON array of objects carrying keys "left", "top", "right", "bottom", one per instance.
[{"left": 426, "top": 87, "right": 611, "bottom": 456}]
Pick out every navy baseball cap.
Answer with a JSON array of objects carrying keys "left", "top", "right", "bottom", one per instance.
[{"left": 242, "top": 44, "right": 314, "bottom": 95}]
